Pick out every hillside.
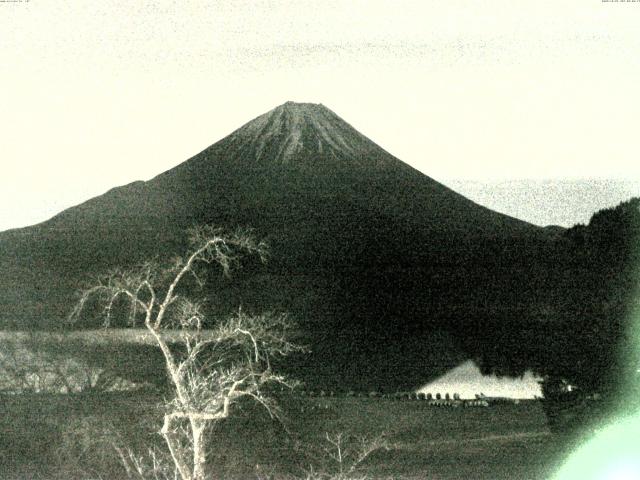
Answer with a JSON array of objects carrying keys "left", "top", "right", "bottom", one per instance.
[{"left": 0, "top": 102, "right": 557, "bottom": 390}]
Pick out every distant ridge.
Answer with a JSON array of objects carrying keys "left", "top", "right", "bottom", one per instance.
[
  {"left": 446, "top": 178, "right": 640, "bottom": 227},
  {"left": 0, "top": 102, "right": 555, "bottom": 390}
]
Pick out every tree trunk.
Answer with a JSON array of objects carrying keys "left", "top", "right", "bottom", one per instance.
[
  {"left": 162, "top": 414, "right": 193, "bottom": 480},
  {"left": 191, "top": 418, "right": 208, "bottom": 480}
]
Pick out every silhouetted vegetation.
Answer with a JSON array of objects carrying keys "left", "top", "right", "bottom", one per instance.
[{"left": 468, "top": 198, "right": 640, "bottom": 404}]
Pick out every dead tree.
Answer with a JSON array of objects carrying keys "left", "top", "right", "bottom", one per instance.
[{"left": 70, "top": 226, "right": 303, "bottom": 480}]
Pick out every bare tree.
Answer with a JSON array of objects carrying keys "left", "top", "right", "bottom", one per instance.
[
  {"left": 70, "top": 226, "right": 303, "bottom": 480},
  {"left": 299, "top": 432, "right": 392, "bottom": 480}
]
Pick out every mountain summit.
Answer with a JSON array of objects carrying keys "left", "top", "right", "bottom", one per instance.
[
  {"left": 218, "top": 101, "right": 397, "bottom": 167},
  {"left": 0, "top": 102, "right": 553, "bottom": 390}
]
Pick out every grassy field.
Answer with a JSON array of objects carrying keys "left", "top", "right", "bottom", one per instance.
[
  {"left": 0, "top": 330, "right": 575, "bottom": 478},
  {"left": 0, "top": 390, "right": 569, "bottom": 480}
]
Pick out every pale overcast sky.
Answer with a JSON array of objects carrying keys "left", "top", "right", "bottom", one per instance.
[{"left": 2, "top": 1, "right": 640, "bottom": 231}]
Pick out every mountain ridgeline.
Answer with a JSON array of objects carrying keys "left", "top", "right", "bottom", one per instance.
[{"left": 1, "top": 102, "right": 632, "bottom": 392}]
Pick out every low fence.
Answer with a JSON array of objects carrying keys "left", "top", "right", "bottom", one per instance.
[{"left": 294, "top": 390, "right": 494, "bottom": 407}]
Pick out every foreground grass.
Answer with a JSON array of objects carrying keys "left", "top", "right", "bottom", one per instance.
[
  {"left": 0, "top": 329, "right": 565, "bottom": 478},
  {"left": 0, "top": 390, "right": 565, "bottom": 480}
]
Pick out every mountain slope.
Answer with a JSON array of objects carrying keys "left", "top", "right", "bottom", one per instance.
[{"left": 0, "top": 102, "right": 555, "bottom": 390}]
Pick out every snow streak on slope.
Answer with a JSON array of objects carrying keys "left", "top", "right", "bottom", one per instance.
[{"left": 221, "top": 101, "right": 398, "bottom": 168}]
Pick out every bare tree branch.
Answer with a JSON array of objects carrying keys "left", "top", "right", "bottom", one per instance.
[{"left": 69, "top": 226, "right": 300, "bottom": 480}]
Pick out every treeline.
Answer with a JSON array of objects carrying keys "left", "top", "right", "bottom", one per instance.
[{"left": 465, "top": 198, "right": 640, "bottom": 400}]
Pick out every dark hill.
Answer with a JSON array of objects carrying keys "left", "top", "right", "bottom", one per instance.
[{"left": 0, "top": 102, "right": 558, "bottom": 390}]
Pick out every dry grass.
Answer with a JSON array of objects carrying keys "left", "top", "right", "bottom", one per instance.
[
  {"left": 0, "top": 329, "right": 565, "bottom": 478},
  {"left": 0, "top": 388, "right": 565, "bottom": 479}
]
